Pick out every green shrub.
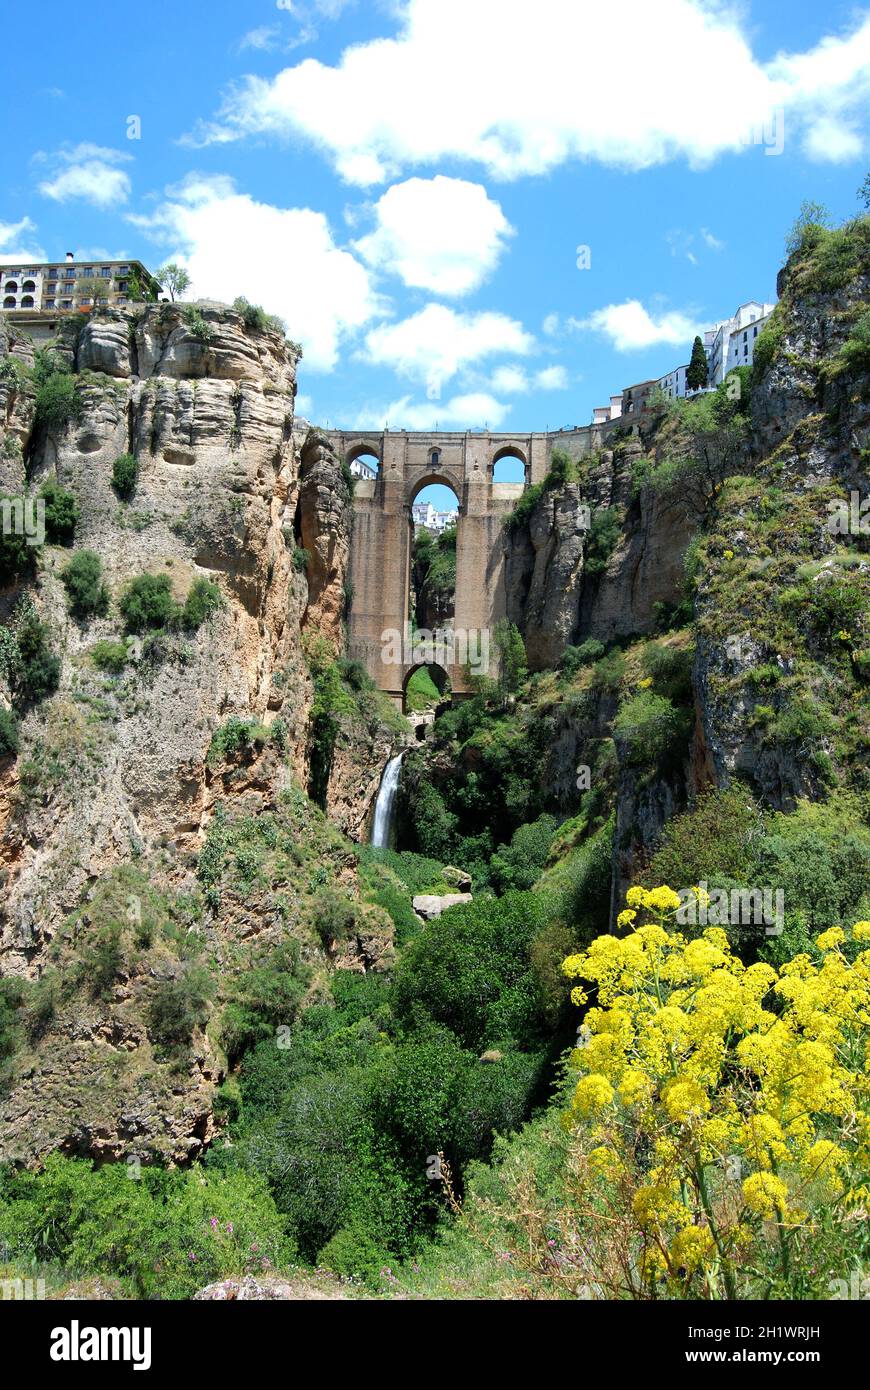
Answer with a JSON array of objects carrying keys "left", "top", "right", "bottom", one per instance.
[
  {"left": 181, "top": 306, "right": 215, "bottom": 344},
  {"left": 81, "top": 924, "right": 124, "bottom": 998},
  {"left": 40, "top": 480, "right": 79, "bottom": 544},
  {"left": 181, "top": 577, "right": 222, "bottom": 630},
  {"left": 232, "top": 296, "right": 285, "bottom": 334},
  {"left": 585, "top": 506, "right": 621, "bottom": 576},
  {"left": 90, "top": 640, "right": 129, "bottom": 674},
  {"left": 292, "top": 547, "right": 309, "bottom": 573},
  {"left": 220, "top": 942, "right": 311, "bottom": 1065},
  {"left": 0, "top": 707, "right": 19, "bottom": 757},
  {"left": 0, "top": 499, "right": 39, "bottom": 582},
  {"left": 112, "top": 453, "right": 138, "bottom": 500},
  {"left": 119, "top": 573, "right": 177, "bottom": 631},
  {"left": 560, "top": 639, "right": 605, "bottom": 676},
  {"left": 613, "top": 690, "right": 689, "bottom": 768},
  {"left": 5, "top": 605, "right": 60, "bottom": 706},
  {"left": 34, "top": 372, "right": 82, "bottom": 434},
  {"left": 207, "top": 717, "right": 270, "bottom": 764},
  {"left": 312, "top": 889, "right": 358, "bottom": 948},
  {"left": 61, "top": 550, "right": 109, "bottom": 619},
  {"left": 0, "top": 1155, "right": 291, "bottom": 1300},
  {"left": 147, "top": 962, "right": 214, "bottom": 1053}
]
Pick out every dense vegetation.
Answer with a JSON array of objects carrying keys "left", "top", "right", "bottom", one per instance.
[{"left": 0, "top": 198, "right": 868, "bottom": 1302}]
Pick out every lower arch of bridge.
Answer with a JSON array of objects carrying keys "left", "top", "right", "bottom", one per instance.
[{"left": 403, "top": 661, "right": 451, "bottom": 715}]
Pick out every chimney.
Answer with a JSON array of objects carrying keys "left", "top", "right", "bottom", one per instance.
[{"left": 65, "top": 251, "right": 74, "bottom": 262}]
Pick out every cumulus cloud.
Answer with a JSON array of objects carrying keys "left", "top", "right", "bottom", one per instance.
[
  {"left": 37, "top": 144, "right": 133, "bottom": 208},
  {"left": 354, "top": 391, "right": 510, "bottom": 431},
  {"left": 573, "top": 300, "right": 701, "bottom": 352},
  {"left": 128, "top": 174, "right": 382, "bottom": 371},
  {"left": 354, "top": 176, "right": 513, "bottom": 295},
  {"left": 239, "top": 25, "right": 282, "bottom": 51},
  {"left": 0, "top": 216, "right": 45, "bottom": 263},
  {"left": 184, "top": 0, "right": 870, "bottom": 180},
  {"left": 489, "top": 363, "right": 568, "bottom": 393},
  {"left": 362, "top": 303, "right": 534, "bottom": 398}
]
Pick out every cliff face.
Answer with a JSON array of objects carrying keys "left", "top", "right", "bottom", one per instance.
[
  {"left": 504, "top": 434, "right": 693, "bottom": 668},
  {"left": 0, "top": 303, "right": 398, "bottom": 1165}
]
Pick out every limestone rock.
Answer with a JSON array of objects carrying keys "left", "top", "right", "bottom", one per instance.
[
  {"left": 77, "top": 312, "right": 132, "bottom": 377},
  {"left": 441, "top": 865, "right": 472, "bottom": 891},
  {"left": 412, "top": 893, "right": 472, "bottom": 919}
]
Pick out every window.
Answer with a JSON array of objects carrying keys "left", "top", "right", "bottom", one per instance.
[
  {"left": 64, "top": 268, "right": 75, "bottom": 278},
  {"left": 81, "top": 267, "right": 93, "bottom": 277},
  {"left": 3, "top": 297, "right": 15, "bottom": 308},
  {"left": 48, "top": 269, "right": 58, "bottom": 280},
  {"left": 45, "top": 299, "right": 55, "bottom": 309},
  {"left": 20, "top": 296, "right": 34, "bottom": 308},
  {"left": 101, "top": 267, "right": 111, "bottom": 277},
  {"left": 61, "top": 299, "right": 72, "bottom": 309},
  {"left": 22, "top": 280, "right": 36, "bottom": 292},
  {"left": 4, "top": 281, "right": 17, "bottom": 293},
  {"left": 753, "top": 326, "right": 758, "bottom": 337}
]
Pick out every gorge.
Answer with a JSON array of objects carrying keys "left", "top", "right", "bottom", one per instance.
[{"left": 0, "top": 206, "right": 868, "bottom": 1300}]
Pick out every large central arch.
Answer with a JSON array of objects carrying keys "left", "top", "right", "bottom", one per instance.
[{"left": 326, "top": 426, "right": 611, "bottom": 704}]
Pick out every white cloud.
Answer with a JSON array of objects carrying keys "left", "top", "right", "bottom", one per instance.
[
  {"left": 354, "top": 176, "right": 512, "bottom": 295},
  {"left": 575, "top": 300, "right": 700, "bottom": 352},
  {"left": 37, "top": 143, "right": 133, "bottom": 209},
  {"left": 801, "top": 116, "right": 863, "bottom": 163},
  {"left": 185, "top": 0, "right": 870, "bottom": 181},
  {"left": 535, "top": 365, "right": 568, "bottom": 390},
  {"left": 239, "top": 25, "right": 281, "bottom": 51},
  {"left": 542, "top": 313, "right": 561, "bottom": 337},
  {"left": 490, "top": 365, "right": 529, "bottom": 394},
  {"left": 354, "top": 391, "right": 510, "bottom": 430},
  {"left": 362, "top": 303, "right": 534, "bottom": 398},
  {"left": 489, "top": 363, "right": 568, "bottom": 393},
  {"left": 295, "top": 393, "right": 314, "bottom": 417},
  {"left": 0, "top": 216, "right": 45, "bottom": 263},
  {"left": 128, "top": 174, "right": 382, "bottom": 371},
  {"left": 700, "top": 227, "right": 725, "bottom": 251}
]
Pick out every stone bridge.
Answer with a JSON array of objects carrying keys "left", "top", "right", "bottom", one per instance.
[{"left": 324, "top": 424, "right": 617, "bottom": 705}]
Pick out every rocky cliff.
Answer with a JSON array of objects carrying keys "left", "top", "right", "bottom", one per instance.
[{"left": 0, "top": 302, "right": 402, "bottom": 1164}]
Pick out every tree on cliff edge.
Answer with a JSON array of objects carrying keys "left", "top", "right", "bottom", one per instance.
[{"left": 686, "top": 335, "right": 709, "bottom": 391}]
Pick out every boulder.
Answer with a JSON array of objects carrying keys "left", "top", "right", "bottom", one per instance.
[
  {"left": 441, "top": 865, "right": 472, "bottom": 891},
  {"left": 412, "top": 893, "right": 472, "bottom": 920}
]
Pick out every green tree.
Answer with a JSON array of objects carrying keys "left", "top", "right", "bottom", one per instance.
[
  {"left": 112, "top": 454, "right": 138, "bottom": 500},
  {"left": 40, "top": 480, "right": 79, "bottom": 543},
  {"left": 494, "top": 619, "right": 527, "bottom": 702},
  {"left": 686, "top": 334, "right": 709, "bottom": 391},
  {"left": 785, "top": 200, "right": 831, "bottom": 258},
  {"left": 858, "top": 172, "right": 869, "bottom": 209},
  {"left": 61, "top": 550, "right": 110, "bottom": 619},
  {"left": 119, "top": 573, "right": 178, "bottom": 632},
  {"left": 157, "top": 263, "right": 191, "bottom": 302}
]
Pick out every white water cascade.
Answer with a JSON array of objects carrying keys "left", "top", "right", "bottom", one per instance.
[{"left": 371, "top": 753, "right": 404, "bottom": 848}]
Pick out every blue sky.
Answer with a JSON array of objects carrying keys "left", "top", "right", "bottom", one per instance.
[{"left": 3, "top": 0, "right": 869, "bottom": 482}]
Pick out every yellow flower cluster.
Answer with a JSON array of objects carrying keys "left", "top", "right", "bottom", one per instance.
[{"left": 561, "top": 886, "right": 870, "bottom": 1297}]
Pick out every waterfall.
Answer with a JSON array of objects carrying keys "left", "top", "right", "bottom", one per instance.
[{"left": 371, "top": 753, "right": 403, "bottom": 848}]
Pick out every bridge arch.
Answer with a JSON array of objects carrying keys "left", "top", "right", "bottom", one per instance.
[
  {"left": 490, "top": 442, "right": 529, "bottom": 484},
  {"left": 406, "top": 469, "right": 465, "bottom": 510},
  {"left": 344, "top": 438, "right": 382, "bottom": 467}
]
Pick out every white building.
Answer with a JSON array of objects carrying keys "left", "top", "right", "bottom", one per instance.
[
  {"left": 705, "top": 301, "right": 775, "bottom": 385},
  {"left": 659, "top": 363, "right": 689, "bottom": 399},
  {"left": 349, "top": 457, "right": 377, "bottom": 482},
  {"left": 412, "top": 501, "right": 457, "bottom": 534}
]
